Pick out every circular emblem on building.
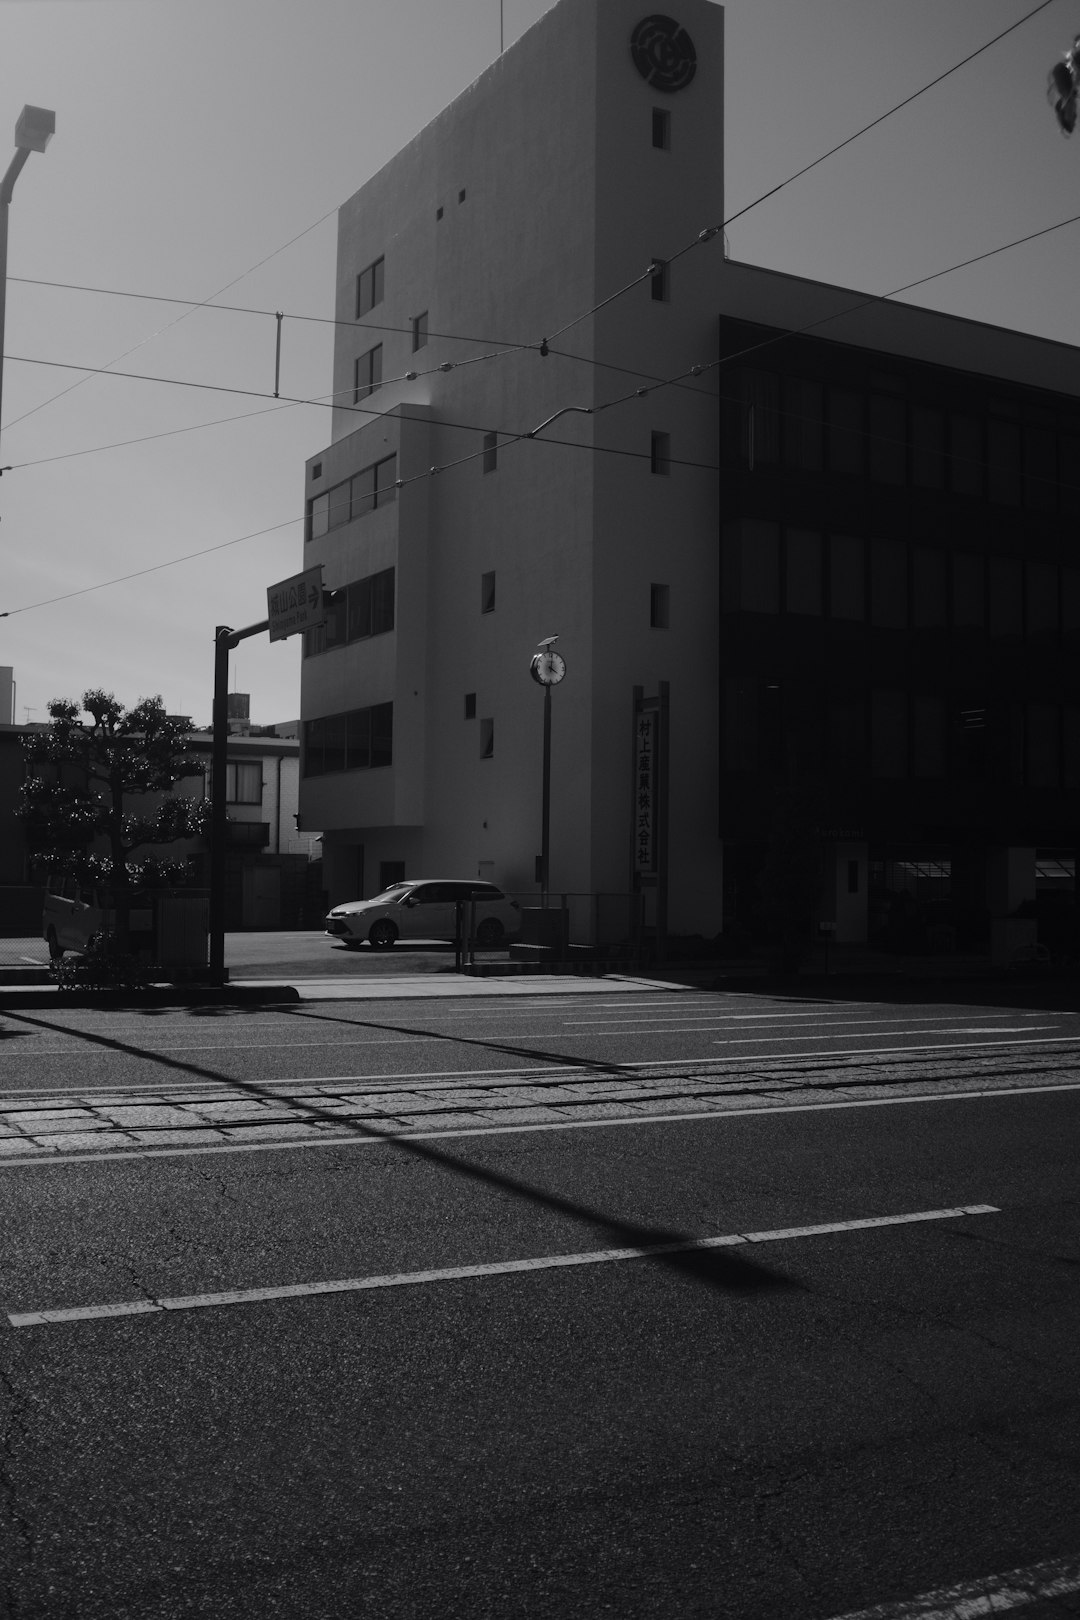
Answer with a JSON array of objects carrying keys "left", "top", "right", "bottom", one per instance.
[{"left": 630, "top": 15, "right": 697, "bottom": 92}]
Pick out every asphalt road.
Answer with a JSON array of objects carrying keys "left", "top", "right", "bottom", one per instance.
[{"left": 2, "top": 985, "right": 1078, "bottom": 1618}]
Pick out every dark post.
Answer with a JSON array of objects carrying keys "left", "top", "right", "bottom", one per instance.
[
  {"left": 540, "top": 682, "right": 552, "bottom": 906},
  {"left": 208, "top": 619, "right": 269, "bottom": 984}
]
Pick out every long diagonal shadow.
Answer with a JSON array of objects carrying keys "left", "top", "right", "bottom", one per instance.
[{"left": 3, "top": 1008, "right": 797, "bottom": 1297}]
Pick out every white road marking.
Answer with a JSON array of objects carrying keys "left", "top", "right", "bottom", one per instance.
[
  {"left": 0, "top": 1076, "right": 1077, "bottom": 1168},
  {"left": 6, "top": 1203, "right": 999, "bottom": 1327},
  {"left": 826, "top": 1550, "right": 1080, "bottom": 1619},
  {"left": 712, "top": 1036, "right": 1080, "bottom": 1061},
  {"left": 561, "top": 1010, "right": 1043, "bottom": 1026}
]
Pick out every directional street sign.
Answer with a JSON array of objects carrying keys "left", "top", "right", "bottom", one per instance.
[{"left": 266, "top": 565, "right": 325, "bottom": 643}]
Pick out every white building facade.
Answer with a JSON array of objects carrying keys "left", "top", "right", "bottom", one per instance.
[{"left": 301, "top": 0, "right": 726, "bottom": 935}]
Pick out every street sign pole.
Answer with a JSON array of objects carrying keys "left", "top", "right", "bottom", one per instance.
[{"left": 208, "top": 618, "right": 269, "bottom": 985}]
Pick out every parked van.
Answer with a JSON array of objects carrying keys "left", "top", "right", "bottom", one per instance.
[{"left": 42, "top": 877, "right": 152, "bottom": 961}]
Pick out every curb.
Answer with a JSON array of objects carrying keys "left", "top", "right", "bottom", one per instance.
[{"left": 0, "top": 983, "right": 301, "bottom": 1010}]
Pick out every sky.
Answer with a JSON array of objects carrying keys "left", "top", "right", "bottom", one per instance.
[{"left": 0, "top": 0, "right": 1077, "bottom": 729}]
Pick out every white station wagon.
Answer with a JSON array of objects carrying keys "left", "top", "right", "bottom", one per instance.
[{"left": 326, "top": 879, "right": 521, "bottom": 949}]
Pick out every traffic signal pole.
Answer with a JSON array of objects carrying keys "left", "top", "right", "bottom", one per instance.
[{"left": 209, "top": 619, "right": 268, "bottom": 984}]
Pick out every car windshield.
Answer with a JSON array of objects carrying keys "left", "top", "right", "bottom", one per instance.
[{"left": 370, "top": 883, "right": 411, "bottom": 902}]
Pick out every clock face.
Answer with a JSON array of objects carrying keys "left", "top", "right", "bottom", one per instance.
[
  {"left": 630, "top": 16, "right": 697, "bottom": 93},
  {"left": 531, "top": 650, "right": 567, "bottom": 685}
]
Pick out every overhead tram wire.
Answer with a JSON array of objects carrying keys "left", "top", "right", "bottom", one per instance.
[
  {"left": 542, "top": 0, "right": 1059, "bottom": 347},
  {"left": 4, "top": 198, "right": 1079, "bottom": 488},
  {"left": 0, "top": 201, "right": 343, "bottom": 435},
  {"left": 6, "top": 195, "right": 1080, "bottom": 623}
]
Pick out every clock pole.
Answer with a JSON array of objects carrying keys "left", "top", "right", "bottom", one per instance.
[{"left": 540, "top": 680, "right": 552, "bottom": 906}]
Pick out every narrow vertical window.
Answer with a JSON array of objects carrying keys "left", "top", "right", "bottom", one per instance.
[
  {"left": 650, "top": 583, "right": 670, "bottom": 628},
  {"left": 411, "top": 312, "right": 428, "bottom": 351},
  {"left": 650, "top": 431, "right": 671, "bottom": 475},
  {"left": 356, "top": 257, "right": 384, "bottom": 318},
  {"left": 652, "top": 108, "right": 671, "bottom": 149},
  {"left": 480, "top": 718, "right": 494, "bottom": 758},
  {"left": 482, "top": 432, "right": 498, "bottom": 473},
  {"left": 649, "top": 258, "right": 669, "bottom": 301},
  {"left": 353, "top": 343, "right": 382, "bottom": 404},
  {"left": 481, "top": 571, "right": 496, "bottom": 613},
  {"left": 464, "top": 693, "right": 477, "bottom": 720}
]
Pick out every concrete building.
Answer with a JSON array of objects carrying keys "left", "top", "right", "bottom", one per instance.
[{"left": 299, "top": 0, "right": 1080, "bottom": 956}]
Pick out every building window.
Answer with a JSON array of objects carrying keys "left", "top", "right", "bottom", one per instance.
[
  {"left": 356, "top": 257, "right": 384, "bottom": 319},
  {"left": 652, "top": 108, "right": 671, "bottom": 149},
  {"left": 481, "top": 571, "right": 496, "bottom": 613},
  {"left": 436, "top": 206, "right": 444, "bottom": 221},
  {"left": 784, "top": 529, "right": 822, "bottom": 616},
  {"left": 480, "top": 718, "right": 494, "bottom": 758},
  {"left": 1026, "top": 562, "right": 1058, "bottom": 636},
  {"left": 650, "top": 583, "right": 670, "bottom": 628},
  {"left": 742, "top": 370, "right": 781, "bottom": 467},
  {"left": 649, "top": 258, "right": 669, "bottom": 301},
  {"left": 307, "top": 454, "right": 397, "bottom": 539},
  {"left": 872, "top": 689, "right": 908, "bottom": 778},
  {"left": 311, "top": 461, "right": 322, "bottom": 480},
  {"left": 650, "top": 430, "right": 671, "bottom": 475},
  {"left": 913, "top": 696, "right": 947, "bottom": 778},
  {"left": 412, "top": 311, "right": 428, "bottom": 351},
  {"left": 347, "top": 567, "right": 396, "bottom": 641},
  {"left": 458, "top": 188, "right": 466, "bottom": 203},
  {"left": 989, "top": 557, "right": 1023, "bottom": 637},
  {"left": 987, "top": 419, "right": 1022, "bottom": 506},
  {"left": 912, "top": 548, "right": 947, "bottom": 629},
  {"left": 482, "top": 432, "right": 498, "bottom": 473},
  {"left": 827, "top": 389, "right": 863, "bottom": 477},
  {"left": 226, "top": 761, "right": 262, "bottom": 804},
  {"left": 354, "top": 344, "right": 382, "bottom": 403},
  {"left": 911, "top": 408, "right": 944, "bottom": 489},
  {"left": 782, "top": 376, "right": 822, "bottom": 471},
  {"left": 304, "top": 568, "right": 395, "bottom": 655},
  {"left": 723, "top": 519, "right": 779, "bottom": 614},
  {"left": 952, "top": 553, "right": 985, "bottom": 628},
  {"left": 303, "top": 702, "right": 393, "bottom": 777},
  {"left": 464, "top": 692, "right": 476, "bottom": 720},
  {"left": 870, "top": 537, "right": 908, "bottom": 629},
  {"left": 829, "top": 534, "right": 865, "bottom": 621},
  {"left": 869, "top": 394, "right": 905, "bottom": 485},
  {"left": 949, "top": 414, "right": 983, "bottom": 497}
]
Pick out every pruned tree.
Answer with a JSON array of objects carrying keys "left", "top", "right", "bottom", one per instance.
[{"left": 20, "top": 691, "right": 211, "bottom": 951}]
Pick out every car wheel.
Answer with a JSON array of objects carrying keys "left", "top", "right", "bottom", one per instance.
[
  {"left": 46, "top": 927, "right": 63, "bottom": 962},
  {"left": 368, "top": 920, "right": 398, "bottom": 949},
  {"left": 476, "top": 917, "right": 504, "bottom": 947}
]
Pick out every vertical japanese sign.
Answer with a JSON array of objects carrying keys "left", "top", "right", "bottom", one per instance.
[{"left": 635, "top": 708, "right": 657, "bottom": 875}]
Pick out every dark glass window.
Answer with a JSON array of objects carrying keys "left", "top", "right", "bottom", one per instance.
[
  {"left": 742, "top": 370, "right": 780, "bottom": 467},
  {"left": 829, "top": 534, "right": 865, "bottom": 621},
  {"left": 869, "top": 394, "right": 905, "bottom": 485},
  {"left": 949, "top": 414, "right": 983, "bottom": 497},
  {"left": 724, "top": 520, "right": 779, "bottom": 613},
  {"left": 1027, "top": 562, "right": 1058, "bottom": 635},
  {"left": 482, "top": 432, "right": 498, "bottom": 473},
  {"left": 913, "top": 696, "right": 947, "bottom": 778},
  {"left": 652, "top": 108, "right": 671, "bottom": 148},
  {"left": 308, "top": 491, "right": 329, "bottom": 540},
  {"left": 480, "top": 719, "right": 494, "bottom": 758},
  {"left": 872, "top": 689, "right": 908, "bottom": 778},
  {"left": 649, "top": 258, "right": 669, "bottom": 301},
  {"left": 871, "top": 538, "right": 908, "bottom": 628},
  {"left": 412, "top": 311, "right": 428, "bottom": 351},
  {"left": 989, "top": 557, "right": 1023, "bottom": 636},
  {"left": 987, "top": 420, "right": 1022, "bottom": 506},
  {"left": 650, "top": 583, "right": 670, "bottom": 628},
  {"left": 782, "top": 377, "right": 822, "bottom": 471},
  {"left": 304, "top": 704, "right": 393, "bottom": 775},
  {"left": 347, "top": 567, "right": 395, "bottom": 641},
  {"left": 354, "top": 344, "right": 382, "bottom": 404},
  {"left": 356, "top": 257, "right": 384, "bottom": 318},
  {"left": 650, "top": 430, "right": 671, "bottom": 474},
  {"left": 1024, "top": 424, "right": 1057, "bottom": 512},
  {"left": 913, "top": 548, "right": 947, "bottom": 629},
  {"left": 784, "top": 529, "right": 822, "bottom": 615},
  {"left": 464, "top": 693, "right": 476, "bottom": 720},
  {"left": 226, "top": 762, "right": 262, "bottom": 804},
  {"left": 912, "top": 408, "right": 945, "bottom": 488},
  {"left": 952, "top": 554, "right": 985, "bottom": 628},
  {"left": 1027, "top": 704, "right": 1060, "bottom": 788},
  {"left": 723, "top": 677, "right": 758, "bottom": 773},
  {"left": 827, "top": 390, "right": 863, "bottom": 477},
  {"left": 324, "top": 590, "right": 347, "bottom": 649},
  {"left": 481, "top": 571, "right": 496, "bottom": 613}
]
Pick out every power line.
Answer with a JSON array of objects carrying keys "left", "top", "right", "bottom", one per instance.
[
  {"left": 1, "top": 204, "right": 342, "bottom": 435},
  {"left": 546, "top": 0, "right": 1059, "bottom": 344}
]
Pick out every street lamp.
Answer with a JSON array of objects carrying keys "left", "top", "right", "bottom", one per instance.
[
  {"left": 0, "top": 105, "right": 55, "bottom": 460},
  {"left": 529, "top": 634, "right": 566, "bottom": 906}
]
